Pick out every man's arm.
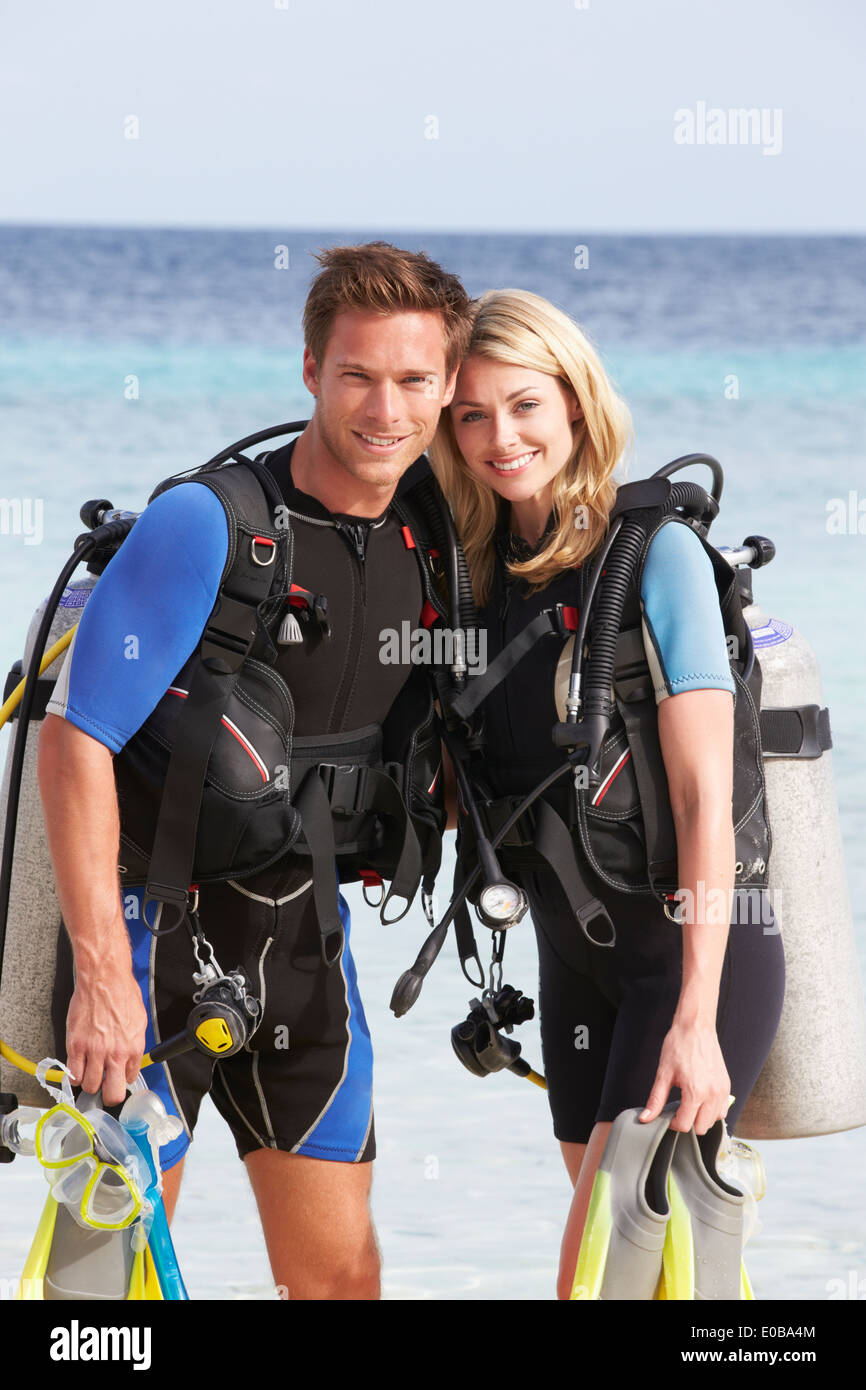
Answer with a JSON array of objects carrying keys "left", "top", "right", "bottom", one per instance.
[
  {"left": 35, "top": 481, "right": 230, "bottom": 1103},
  {"left": 38, "top": 714, "right": 147, "bottom": 1105}
]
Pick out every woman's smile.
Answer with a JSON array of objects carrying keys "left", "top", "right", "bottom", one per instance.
[{"left": 488, "top": 449, "right": 539, "bottom": 475}]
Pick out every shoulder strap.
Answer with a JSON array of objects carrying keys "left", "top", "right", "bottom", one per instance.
[{"left": 143, "top": 462, "right": 289, "bottom": 928}]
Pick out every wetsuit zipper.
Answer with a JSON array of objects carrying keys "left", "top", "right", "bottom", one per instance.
[{"left": 336, "top": 521, "right": 369, "bottom": 604}]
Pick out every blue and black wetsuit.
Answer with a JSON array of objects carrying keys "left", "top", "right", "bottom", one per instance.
[
  {"left": 478, "top": 520, "right": 785, "bottom": 1141},
  {"left": 48, "top": 439, "right": 424, "bottom": 1168}
]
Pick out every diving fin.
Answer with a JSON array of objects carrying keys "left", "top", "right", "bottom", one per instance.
[
  {"left": 571, "top": 1104, "right": 679, "bottom": 1300},
  {"left": 661, "top": 1120, "right": 750, "bottom": 1300},
  {"left": 17, "top": 1192, "right": 159, "bottom": 1301}
]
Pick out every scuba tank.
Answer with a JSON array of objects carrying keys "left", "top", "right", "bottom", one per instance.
[
  {"left": 734, "top": 569, "right": 866, "bottom": 1138},
  {"left": 0, "top": 577, "right": 99, "bottom": 1106}
]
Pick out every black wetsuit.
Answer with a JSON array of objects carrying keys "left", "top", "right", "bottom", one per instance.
[
  {"left": 478, "top": 528, "right": 786, "bottom": 1142},
  {"left": 54, "top": 439, "right": 426, "bottom": 1165}
]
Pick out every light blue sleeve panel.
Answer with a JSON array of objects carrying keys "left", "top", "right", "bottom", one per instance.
[
  {"left": 45, "top": 482, "right": 230, "bottom": 752},
  {"left": 640, "top": 521, "right": 735, "bottom": 703}
]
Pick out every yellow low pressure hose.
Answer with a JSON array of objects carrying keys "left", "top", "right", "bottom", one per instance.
[
  {"left": 0, "top": 627, "right": 77, "bottom": 730},
  {"left": 1, "top": 1040, "right": 155, "bottom": 1085}
]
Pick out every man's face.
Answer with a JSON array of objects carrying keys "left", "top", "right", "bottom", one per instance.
[{"left": 303, "top": 309, "right": 457, "bottom": 492}]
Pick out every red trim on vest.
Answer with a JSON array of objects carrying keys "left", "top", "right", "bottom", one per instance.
[
  {"left": 359, "top": 869, "right": 383, "bottom": 888},
  {"left": 288, "top": 583, "right": 312, "bottom": 609},
  {"left": 420, "top": 599, "right": 439, "bottom": 629},
  {"left": 562, "top": 605, "right": 579, "bottom": 631},
  {"left": 401, "top": 526, "right": 417, "bottom": 550}
]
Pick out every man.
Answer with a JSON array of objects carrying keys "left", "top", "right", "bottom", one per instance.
[{"left": 37, "top": 242, "right": 473, "bottom": 1299}]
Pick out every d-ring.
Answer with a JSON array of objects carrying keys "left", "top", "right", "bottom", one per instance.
[{"left": 251, "top": 536, "right": 276, "bottom": 566}]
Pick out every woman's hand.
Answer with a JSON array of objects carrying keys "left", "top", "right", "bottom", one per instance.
[{"left": 640, "top": 1018, "right": 731, "bottom": 1134}]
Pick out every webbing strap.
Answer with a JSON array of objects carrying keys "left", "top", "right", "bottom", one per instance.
[
  {"left": 760, "top": 704, "right": 831, "bottom": 759},
  {"left": 300, "top": 762, "right": 423, "bottom": 935},
  {"left": 293, "top": 771, "right": 346, "bottom": 966},
  {"left": 143, "top": 466, "right": 284, "bottom": 927},
  {"left": 611, "top": 693, "right": 677, "bottom": 892},
  {"left": 355, "top": 768, "right": 422, "bottom": 923},
  {"left": 453, "top": 860, "right": 484, "bottom": 984},
  {"left": 450, "top": 609, "right": 560, "bottom": 720},
  {"left": 144, "top": 657, "right": 240, "bottom": 930},
  {"left": 533, "top": 801, "right": 616, "bottom": 948}
]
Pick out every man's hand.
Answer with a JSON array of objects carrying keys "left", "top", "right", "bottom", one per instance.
[{"left": 66, "top": 951, "right": 148, "bottom": 1106}]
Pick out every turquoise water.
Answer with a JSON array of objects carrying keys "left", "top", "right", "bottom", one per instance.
[{"left": 1, "top": 228, "right": 864, "bottom": 1299}]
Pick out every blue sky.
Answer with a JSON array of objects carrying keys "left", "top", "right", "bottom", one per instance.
[{"left": 1, "top": 0, "right": 863, "bottom": 231}]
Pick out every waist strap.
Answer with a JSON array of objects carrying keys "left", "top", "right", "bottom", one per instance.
[{"left": 295, "top": 761, "right": 423, "bottom": 964}]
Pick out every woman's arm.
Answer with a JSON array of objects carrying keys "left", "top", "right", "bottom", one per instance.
[{"left": 641, "top": 687, "right": 735, "bottom": 1133}]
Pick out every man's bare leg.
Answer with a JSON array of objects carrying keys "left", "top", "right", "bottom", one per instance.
[
  {"left": 244, "top": 1148, "right": 380, "bottom": 1301},
  {"left": 160, "top": 1157, "right": 185, "bottom": 1223}
]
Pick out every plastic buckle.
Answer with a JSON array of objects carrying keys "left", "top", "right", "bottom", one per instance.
[
  {"left": 320, "top": 923, "right": 345, "bottom": 967},
  {"left": 320, "top": 763, "right": 366, "bottom": 816},
  {"left": 575, "top": 897, "right": 616, "bottom": 948},
  {"left": 480, "top": 797, "right": 535, "bottom": 849},
  {"left": 549, "top": 603, "right": 570, "bottom": 638}
]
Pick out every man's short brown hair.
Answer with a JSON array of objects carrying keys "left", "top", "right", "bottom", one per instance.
[{"left": 303, "top": 241, "right": 474, "bottom": 378}]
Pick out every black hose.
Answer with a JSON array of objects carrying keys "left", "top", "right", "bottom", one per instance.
[
  {"left": 408, "top": 475, "right": 478, "bottom": 662},
  {"left": 557, "top": 478, "right": 715, "bottom": 777},
  {"left": 574, "top": 518, "right": 647, "bottom": 777},
  {"left": 653, "top": 453, "right": 723, "bottom": 510},
  {"left": 390, "top": 758, "right": 574, "bottom": 1016},
  {"left": 149, "top": 421, "right": 311, "bottom": 497}
]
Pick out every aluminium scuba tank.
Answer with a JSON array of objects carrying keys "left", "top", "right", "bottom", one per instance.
[
  {"left": 736, "top": 575, "right": 866, "bottom": 1140},
  {"left": 0, "top": 577, "right": 97, "bottom": 1105}
]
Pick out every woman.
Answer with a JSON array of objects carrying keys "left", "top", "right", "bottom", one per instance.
[{"left": 429, "top": 290, "right": 785, "bottom": 1299}]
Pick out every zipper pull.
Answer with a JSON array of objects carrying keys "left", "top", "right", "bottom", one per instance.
[
  {"left": 337, "top": 521, "right": 369, "bottom": 602},
  {"left": 350, "top": 523, "right": 366, "bottom": 566}
]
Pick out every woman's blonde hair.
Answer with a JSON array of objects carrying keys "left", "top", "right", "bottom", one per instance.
[{"left": 429, "top": 290, "right": 633, "bottom": 606}]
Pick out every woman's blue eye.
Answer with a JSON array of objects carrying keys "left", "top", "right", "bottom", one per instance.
[{"left": 459, "top": 400, "right": 539, "bottom": 423}]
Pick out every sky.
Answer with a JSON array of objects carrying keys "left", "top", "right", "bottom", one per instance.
[{"left": 0, "top": 0, "right": 864, "bottom": 233}]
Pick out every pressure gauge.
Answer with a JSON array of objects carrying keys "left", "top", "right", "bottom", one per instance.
[{"left": 476, "top": 880, "right": 528, "bottom": 929}]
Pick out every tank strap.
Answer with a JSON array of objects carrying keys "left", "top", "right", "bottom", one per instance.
[
  {"left": 2, "top": 661, "right": 53, "bottom": 722},
  {"left": 760, "top": 704, "right": 832, "bottom": 759}
]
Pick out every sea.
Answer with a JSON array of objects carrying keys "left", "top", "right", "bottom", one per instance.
[{"left": 0, "top": 227, "right": 864, "bottom": 1300}]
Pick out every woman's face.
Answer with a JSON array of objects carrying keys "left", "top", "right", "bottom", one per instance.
[{"left": 449, "top": 356, "right": 581, "bottom": 504}]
